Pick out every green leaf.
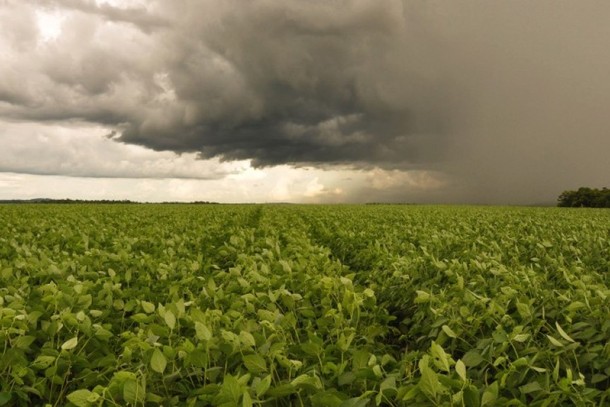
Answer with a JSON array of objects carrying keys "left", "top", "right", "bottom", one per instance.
[
  {"left": 520, "top": 381, "right": 543, "bottom": 394},
  {"left": 150, "top": 348, "right": 167, "bottom": 374},
  {"left": 555, "top": 322, "right": 575, "bottom": 343},
  {"left": 0, "top": 393, "right": 12, "bottom": 406},
  {"left": 372, "top": 364, "right": 383, "bottom": 378},
  {"left": 512, "top": 333, "right": 530, "bottom": 342},
  {"left": 566, "top": 301, "right": 586, "bottom": 312},
  {"left": 430, "top": 342, "right": 451, "bottom": 372},
  {"left": 291, "top": 374, "right": 323, "bottom": 390},
  {"left": 442, "top": 325, "right": 457, "bottom": 338},
  {"left": 339, "top": 398, "right": 370, "bottom": 407},
  {"left": 146, "top": 393, "right": 164, "bottom": 403},
  {"left": 363, "top": 288, "right": 375, "bottom": 298},
  {"left": 89, "top": 310, "right": 103, "bottom": 318},
  {"left": 195, "top": 322, "right": 212, "bottom": 341},
  {"left": 415, "top": 290, "right": 431, "bottom": 303},
  {"left": 401, "top": 385, "right": 420, "bottom": 402},
  {"left": 380, "top": 375, "right": 397, "bottom": 393},
  {"left": 512, "top": 357, "right": 528, "bottom": 367},
  {"left": 240, "top": 331, "right": 256, "bottom": 348},
  {"left": 13, "top": 335, "right": 36, "bottom": 349},
  {"left": 591, "top": 374, "right": 608, "bottom": 384},
  {"left": 381, "top": 354, "right": 396, "bottom": 366},
  {"left": 309, "top": 390, "right": 345, "bottom": 407},
  {"left": 94, "top": 326, "right": 113, "bottom": 341},
  {"left": 493, "top": 356, "right": 506, "bottom": 367},
  {"left": 141, "top": 301, "right": 155, "bottom": 313},
  {"left": 463, "top": 386, "right": 480, "bottom": 407},
  {"left": 31, "top": 355, "right": 56, "bottom": 370},
  {"left": 217, "top": 375, "right": 242, "bottom": 404},
  {"left": 547, "top": 335, "right": 564, "bottom": 347},
  {"left": 481, "top": 382, "right": 498, "bottom": 406},
  {"left": 377, "top": 376, "right": 397, "bottom": 404},
  {"left": 123, "top": 379, "right": 141, "bottom": 404},
  {"left": 61, "top": 336, "right": 78, "bottom": 351},
  {"left": 455, "top": 360, "right": 467, "bottom": 382},
  {"left": 462, "top": 350, "right": 484, "bottom": 367},
  {"left": 516, "top": 302, "right": 531, "bottom": 319},
  {"left": 113, "top": 370, "right": 137, "bottom": 383},
  {"left": 419, "top": 366, "right": 439, "bottom": 399},
  {"left": 452, "top": 390, "right": 464, "bottom": 405},
  {"left": 189, "top": 349, "right": 207, "bottom": 368},
  {"left": 553, "top": 358, "right": 560, "bottom": 381},
  {"left": 242, "top": 391, "right": 253, "bottom": 407},
  {"left": 67, "top": 389, "right": 99, "bottom": 407},
  {"left": 255, "top": 375, "right": 272, "bottom": 397},
  {"left": 243, "top": 354, "right": 267, "bottom": 374},
  {"left": 164, "top": 311, "right": 176, "bottom": 330}
]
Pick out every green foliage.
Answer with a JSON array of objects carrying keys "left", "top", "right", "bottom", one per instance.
[
  {"left": 558, "top": 187, "right": 610, "bottom": 207},
  {"left": 0, "top": 204, "right": 609, "bottom": 405}
]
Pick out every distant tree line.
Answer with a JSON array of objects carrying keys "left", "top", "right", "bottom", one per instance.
[
  {"left": 0, "top": 198, "right": 219, "bottom": 205},
  {"left": 0, "top": 198, "right": 139, "bottom": 204},
  {"left": 558, "top": 187, "right": 610, "bottom": 208}
]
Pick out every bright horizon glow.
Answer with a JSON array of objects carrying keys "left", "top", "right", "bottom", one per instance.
[{"left": 0, "top": 119, "right": 448, "bottom": 204}]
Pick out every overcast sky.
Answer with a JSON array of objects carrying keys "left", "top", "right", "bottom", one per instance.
[{"left": 1, "top": 0, "right": 609, "bottom": 203}]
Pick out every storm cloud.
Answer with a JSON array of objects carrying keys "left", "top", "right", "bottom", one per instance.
[
  {"left": 1, "top": 0, "right": 610, "bottom": 203},
  {"left": 1, "top": 0, "right": 450, "bottom": 166}
]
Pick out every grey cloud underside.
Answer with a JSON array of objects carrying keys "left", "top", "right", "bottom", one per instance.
[
  {"left": 2, "top": 0, "right": 610, "bottom": 203},
  {"left": 120, "top": 114, "right": 447, "bottom": 168}
]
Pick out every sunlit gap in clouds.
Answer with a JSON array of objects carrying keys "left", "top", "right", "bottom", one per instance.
[
  {"left": 95, "top": 0, "right": 148, "bottom": 8},
  {"left": 36, "top": 9, "right": 65, "bottom": 42}
]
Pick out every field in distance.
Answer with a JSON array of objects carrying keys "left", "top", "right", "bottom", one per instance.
[{"left": 0, "top": 204, "right": 609, "bottom": 406}]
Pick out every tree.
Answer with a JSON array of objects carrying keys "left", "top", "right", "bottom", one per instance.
[{"left": 558, "top": 187, "right": 610, "bottom": 208}]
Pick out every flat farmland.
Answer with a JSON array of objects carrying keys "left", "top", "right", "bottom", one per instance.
[{"left": 0, "top": 205, "right": 609, "bottom": 406}]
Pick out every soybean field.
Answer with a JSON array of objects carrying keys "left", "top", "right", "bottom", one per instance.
[{"left": 0, "top": 204, "right": 609, "bottom": 406}]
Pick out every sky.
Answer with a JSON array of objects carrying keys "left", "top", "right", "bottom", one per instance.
[{"left": 1, "top": 0, "right": 609, "bottom": 204}]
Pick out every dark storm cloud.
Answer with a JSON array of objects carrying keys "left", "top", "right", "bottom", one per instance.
[
  {"left": 122, "top": 0, "right": 450, "bottom": 167},
  {"left": 1, "top": 0, "right": 449, "bottom": 168},
  {"left": 1, "top": 0, "right": 610, "bottom": 203}
]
